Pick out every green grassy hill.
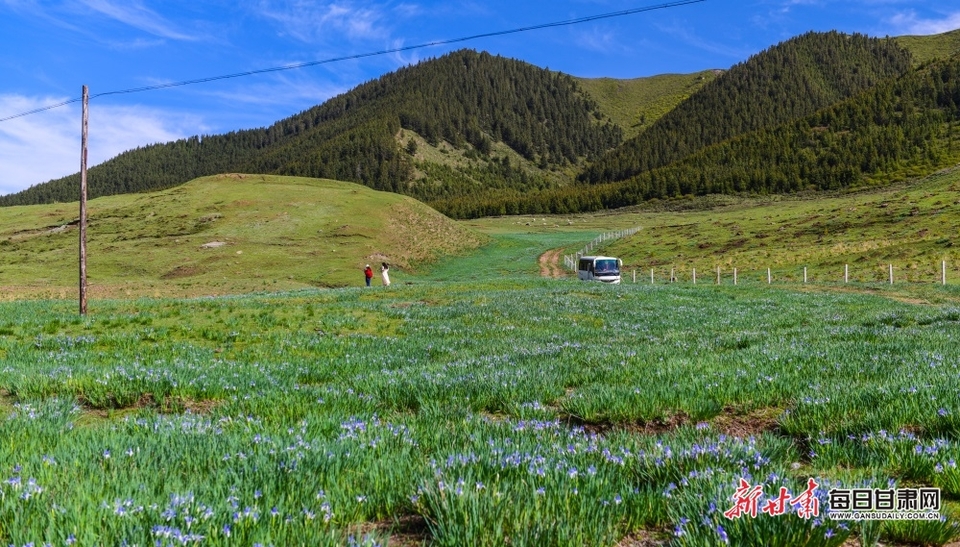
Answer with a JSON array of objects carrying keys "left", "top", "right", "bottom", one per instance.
[
  {"left": 0, "top": 175, "right": 487, "bottom": 298},
  {"left": 574, "top": 70, "right": 719, "bottom": 140},
  {"left": 481, "top": 166, "right": 960, "bottom": 286},
  {"left": 896, "top": 27, "right": 960, "bottom": 65},
  {"left": 0, "top": 50, "right": 620, "bottom": 210}
]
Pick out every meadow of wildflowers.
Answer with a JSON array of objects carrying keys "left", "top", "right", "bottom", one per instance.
[{"left": 2, "top": 277, "right": 960, "bottom": 545}]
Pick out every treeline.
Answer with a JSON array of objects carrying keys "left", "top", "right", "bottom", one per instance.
[
  {"left": 431, "top": 56, "right": 960, "bottom": 218},
  {"left": 0, "top": 50, "right": 621, "bottom": 207},
  {"left": 578, "top": 31, "right": 914, "bottom": 185}
]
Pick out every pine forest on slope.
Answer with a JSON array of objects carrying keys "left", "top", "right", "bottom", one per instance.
[
  {"left": 2, "top": 30, "right": 960, "bottom": 219},
  {"left": 0, "top": 51, "right": 620, "bottom": 208},
  {"left": 436, "top": 54, "right": 960, "bottom": 217},
  {"left": 577, "top": 31, "right": 913, "bottom": 185}
]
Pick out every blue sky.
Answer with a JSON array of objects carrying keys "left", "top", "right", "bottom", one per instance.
[{"left": 1, "top": 0, "right": 959, "bottom": 196}]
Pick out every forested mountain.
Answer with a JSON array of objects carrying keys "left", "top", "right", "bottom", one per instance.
[
  {"left": 6, "top": 30, "right": 959, "bottom": 219},
  {"left": 432, "top": 54, "right": 960, "bottom": 217},
  {"left": 0, "top": 50, "right": 621, "bottom": 207},
  {"left": 578, "top": 31, "right": 914, "bottom": 185}
]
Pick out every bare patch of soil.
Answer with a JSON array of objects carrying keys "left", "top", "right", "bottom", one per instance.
[
  {"left": 354, "top": 515, "right": 430, "bottom": 546},
  {"left": 709, "top": 405, "right": 784, "bottom": 438},
  {"left": 78, "top": 392, "right": 220, "bottom": 416},
  {"left": 566, "top": 411, "right": 694, "bottom": 437},
  {"left": 538, "top": 248, "right": 566, "bottom": 278},
  {"left": 563, "top": 406, "right": 783, "bottom": 439},
  {"left": 617, "top": 529, "right": 671, "bottom": 547}
]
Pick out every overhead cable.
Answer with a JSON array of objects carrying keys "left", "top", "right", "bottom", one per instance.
[{"left": 0, "top": 0, "right": 705, "bottom": 123}]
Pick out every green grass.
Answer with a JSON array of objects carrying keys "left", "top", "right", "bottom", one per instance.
[
  {"left": 7, "top": 160, "right": 960, "bottom": 544},
  {"left": 4, "top": 275, "right": 960, "bottom": 545},
  {"left": 0, "top": 174, "right": 487, "bottom": 299},
  {"left": 896, "top": 28, "right": 960, "bottom": 66},
  {"left": 575, "top": 71, "right": 719, "bottom": 140},
  {"left": 468, "top": 166, "right": 960, "bottom": 288}
]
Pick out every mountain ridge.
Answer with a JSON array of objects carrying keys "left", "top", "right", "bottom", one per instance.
[{"left": 2, "top": 28, "right": 960, "bottom": 218}]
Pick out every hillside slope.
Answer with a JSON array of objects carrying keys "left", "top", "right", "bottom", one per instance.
[
  {"left": 435, "top": 50, "right": 960, "bottom": 218},
  {"left": 896, "top": 28, "right": 960, "bottom": 66},
  {"left": 0, "top": 175, "right": 487, "bottom": 298},
  {"left": 0, "top": 50, "right": 620, "bottom": 209},
  {"left": 602, "top": 166, "right": 960, "bottom": 285},
  {"left": 578, "top": 31, "right": 914, "bottom": 185},
  {"left": 574, "top": 70, "right": 719, "bottom": 140}
]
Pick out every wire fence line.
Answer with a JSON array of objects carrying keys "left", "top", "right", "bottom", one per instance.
[
  {"left": 563, "top": 227, "right": 642, "bottom": 270},
  {"left": 622, "top": 261, "right": 954, "bottom": 285},
  {"left": 560, "top": 229, "right": 953, "bottom": 286}
]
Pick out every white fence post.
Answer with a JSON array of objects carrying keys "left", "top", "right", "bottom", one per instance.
[
  {"left": 889, "top": 264, "right": 894, "bottom": 285},
  {"left": 734, "top": 268, "right": 738, "bottom": 285},
  {"left": 693, "top": 268, "right": 697, "bottom": 284},
  {"left": 767, "top": 268, "right": 771, "bottom": 284},
  {"left": 716, "top": 266, "right": 721, "bottom": 285},
  {"left": 844, "top": 264, "right": 849, "bottom": 284},
  {"left": 803, "top": 267, "right": 808, "bottom": 284}
]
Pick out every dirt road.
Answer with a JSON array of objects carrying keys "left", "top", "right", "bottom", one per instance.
[{"left": 538, "top": 248, "right": 567, "bottom": 279}]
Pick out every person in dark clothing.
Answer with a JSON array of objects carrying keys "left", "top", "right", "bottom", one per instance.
[{"left": 364, "top": 264, "right": 374, "bottom": 287}]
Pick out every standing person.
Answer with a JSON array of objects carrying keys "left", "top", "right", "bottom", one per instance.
[
  {"left": 363, "top": 264, "right": 373, "bottom": 287},
  {"left": 381, "top": 262, "right": 391, "bottom": 287}
]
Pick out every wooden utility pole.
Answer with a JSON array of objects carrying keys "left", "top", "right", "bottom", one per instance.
[{"left": 79, "top": 85, "right": 88, "bottom": 316}]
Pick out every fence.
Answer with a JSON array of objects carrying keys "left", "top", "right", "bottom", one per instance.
[
  {"left": 560, "top": 229, "right": 952, "bottom": 286},
  {"left": 563, "top": 227, "right": 641, "bottom": 271},
  {"left": 625, "top": 261, "right": 953, "bottom": 286}
]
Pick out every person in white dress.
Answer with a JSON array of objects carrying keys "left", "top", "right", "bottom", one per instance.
[{"left": 381, "top": 262, "right": 391, "bottom": 286}]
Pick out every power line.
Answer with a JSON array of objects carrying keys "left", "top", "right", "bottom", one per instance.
[{"left": 0, "top": 0, "right": 705, "bottom": 123}]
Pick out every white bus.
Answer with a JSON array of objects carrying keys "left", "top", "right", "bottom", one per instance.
[{"left": 577, "top": 256, "right": 622, "bottom": 284}]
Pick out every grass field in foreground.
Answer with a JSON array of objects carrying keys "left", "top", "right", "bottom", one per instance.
[{"left": 4, "top": 271, "right": 960, "bottom": 546}]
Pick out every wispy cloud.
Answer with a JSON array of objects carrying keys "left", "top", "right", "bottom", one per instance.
[
  {"left": 573, "top": 27, "right": 623, "bottom": 54},
  {"left": 192, "top": 75, "right": 350, "bottom": 115},
  {"left": 887, "top": 10, "right": 960, "bottom": 35},
  {"left": 657, "top": 22, "right": 755, "bottom": 61},
  {"left": 254, "top": 1, "right": 392, "bottom": 43},
  {"left": 78, "top": 0, "right": 200, "bottom": 40},
  {"left": 0, "top": 95, "right": 201, "bottom": 195},
  {"left": 750, "top": 0, "right": 824, "bottom": 30},
  {"left": 1, "top": 0, "right": 203, "bottom": 46}
]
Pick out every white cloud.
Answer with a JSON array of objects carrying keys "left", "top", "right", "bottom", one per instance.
[
  {"left": 78, "top": 0, "right": 199, "bottom": 40},
  {"left": 573, "top": 27, "right": 622, "bottom": 54},
  {"left": 888, "top": 10, "right": 960, "bottom": 36},
  {"left": 194, "top": 75, "right": 350, "bottom": 116},
  {"left": 255, "top": 1, "right": 390, "bottom": 43},
  {"left": 657, "top": 22, "right": 755, "bottom": 61},
  {"left": 0, "top": 95, "right": 202, "bottom": 196}
]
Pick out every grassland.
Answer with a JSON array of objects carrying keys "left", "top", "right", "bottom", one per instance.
[
  {"left": 575, "top": 71, "right": 719, "bottom": 140},
  {"left": 468, "top": 166, "right": 960, "bottom": 288},
  {"left": 6, "top": 169, "right": 960, "bottom": 545},
  {"left": 0, "top": 174, "right": 487, "bottom": 299},
  {"left": 896, "top": 28, "right": 960, "bottom": 66},
  {"left": 4, "top": 256, "right": 960, "bottom": 545}
]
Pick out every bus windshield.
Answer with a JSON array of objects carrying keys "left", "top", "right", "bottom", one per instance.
[{"left": 594, "top": 259, "right": 619, "bottom": 275}]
